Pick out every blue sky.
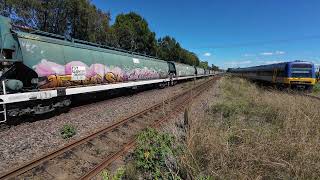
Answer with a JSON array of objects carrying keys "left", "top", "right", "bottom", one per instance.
[{"left": 92, "top": 0, "right": 320, "bottom": 69}]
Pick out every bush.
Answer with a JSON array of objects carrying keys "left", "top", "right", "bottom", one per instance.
[
  {"left": 101, "top": 167, "right": 125, "bottom": 180},
  {"left": 312, "top": 83, "right": 320, "bottom": 93},
  {"left": 60, "top": 124, "right": 76, "bottom": 139},
  {"left": 131, "top": 128, "right": 179, "bottom": 179}
]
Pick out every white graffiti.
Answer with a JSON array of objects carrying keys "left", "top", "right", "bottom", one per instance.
[{"left": 20, "top": 41, "right": 37, "bottom": 54}]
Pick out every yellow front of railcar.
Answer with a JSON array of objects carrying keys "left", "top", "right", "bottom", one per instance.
[
  {"left": 286, "top": 61, "right": 316, "bottom": 88},
  {"left": 283, "top": 77, "right": 316, "bottom": 86}
]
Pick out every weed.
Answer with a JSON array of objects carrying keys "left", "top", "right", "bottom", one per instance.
[
  {"left": 227, "top": 134, "right": 243, "bottom": 145},
  {"left": 95, "top": 148, "right": 102, "bottom": 155},
  {"left": 132, "top": 128, "right": 178, "bottom": 179},
  {"left": 197, "top": 175, "right": 214, "bottom": 180},
  {"left": 101, "top": 167, "right": 125, "bottom": 180},
  {"left": 101, "top": 170, "right": 109, "bottom": 180},
  {"left": 312, "top": 83, "right": 320, "bottom": 93},
  {"left": 60, "top": 124, "right": 76, "bottom": 139},
  {"left": 123, "top": 162, "right": 139, "bottom": 180}
]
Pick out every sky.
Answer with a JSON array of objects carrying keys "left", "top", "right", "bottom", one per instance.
[{"left": 92, "top": 0, "right": 320, "bottom": 69}]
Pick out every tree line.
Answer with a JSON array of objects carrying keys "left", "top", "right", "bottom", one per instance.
[{"left": 0, "top": 0, "right": 218, "bottom": 69}]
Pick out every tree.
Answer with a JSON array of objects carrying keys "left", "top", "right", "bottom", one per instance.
[
  {"left": 157, "top": 36, "right": 201, "bottom": 66},
  {"left": 1, "top": 2, "right": 203, "bottom": 67},
  {"left": 211, "top": 64, "right": 219, "bottom": 71},
  {"left": 108, "top": 12, "right": 157, "bottom": 55},
  {"left": 1, "top": 0, "right": 110, "bottom": 43},
  {"left": 0, "top": 0, "right": 40, "bottom": 28},
  {"left": 199, "top": 61, "right": 209, "bottom": 69},
  {"left": 0, "top": 0, "right": 15, "bottom": 17},
  {"left": 65, "top": 0, "right": 110, "bottom": 43},
  {"left": 157, "top": 36, "right": 182, "bottom": 62}
]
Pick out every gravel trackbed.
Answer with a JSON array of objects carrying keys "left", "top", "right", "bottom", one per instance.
[{"left": 0, "top": 79, "right": 206, "bottom": 174}]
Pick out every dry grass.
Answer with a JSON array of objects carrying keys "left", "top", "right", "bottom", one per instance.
[{"left": 180, "top": 77, "right": 320, "bottom": 179}]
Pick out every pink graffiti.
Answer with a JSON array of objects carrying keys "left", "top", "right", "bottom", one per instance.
[
  {"left": 33, "top": 59, "right": 65, "bottom": 76},
  {"left": 89, "top": 64, "right": 110, "bottom": 77},
  {"left": 33, "top": 60, "right": 161, "bottom": 82}
]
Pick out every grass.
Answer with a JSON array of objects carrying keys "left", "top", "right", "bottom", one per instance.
[
  {"left": 312, "top": 83, "right": 320, "bottom": 94},
  {"left": 60, "top": 124, "right": 76, "bottom": 139},
  {"left": 180, "top": 77, "right": 320, "bottom": 179},
  {"left": 123, "top": 128, "right": 180, "bottom": 179},
  {"left": 122, "top": 77, "right": 320, "bottom": 179},
  {"left": 101, "top": 167, "right": 125, "bottom": 180}
]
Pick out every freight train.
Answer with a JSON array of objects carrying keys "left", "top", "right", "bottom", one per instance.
[
  {"left": 227, "top": 61, "right": 316, "bottom": 89},
  {"left": 0, "top": 16, "right": 215, "bottom": 122}
]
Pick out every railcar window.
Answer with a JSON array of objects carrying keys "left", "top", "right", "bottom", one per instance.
[
  {"left": 290, "top": 64, "right": 313, "bottom": 78},
  {"left": 291, "top": 64, "right": 312, "bottom": 68},
  {"left": 278, "top": 69, "right": 286, "bottom": 77}
]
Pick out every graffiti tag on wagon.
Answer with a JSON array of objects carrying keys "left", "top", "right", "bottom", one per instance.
[
  {"left": 71, "top": 66, "right": 86, "bottom": 80},
  {"left": 133, "top": 58, "right": 140, "bottom": 64}
]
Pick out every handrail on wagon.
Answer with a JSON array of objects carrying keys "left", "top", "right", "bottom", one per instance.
[{"left": 0, "top": 80, "right": 7, "bottom": 123}]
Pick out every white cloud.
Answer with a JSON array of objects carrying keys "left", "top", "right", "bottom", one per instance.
[
  {"left": 260, "top": 52, "right": 274, "bottom": 56},
  {"left": 240, "top": 60, "right": 252, "bottom": 64},
  {"left": 275, "top": 51, "right": 285, "bottom": 55},
  {"left": 243, "top": 53, "right": 255, "bottom": 57},
  {"left": 225, "top": 60, "right": 252, "bottom": 65},
  {"left": 260, "top": 50, "right": 286, "bottom": 56},
  {"left": 225, "top": 60, "right": 252, "bottom": 67},
  {"left": 263, "top": 60, "right": 283, "bottom": 64},
  {"left": 203, "top": 52, "right": 211, "bottom": 57}
]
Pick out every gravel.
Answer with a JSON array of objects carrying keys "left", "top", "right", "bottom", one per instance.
[
  {"left": 161, "top": 78, "right": 221, "bottom": 142},
  {"left": 0, "top": 79, "right": 207, "bottom": 174},
  {"left": 107, "top": 78, "right": 222, "bottom": 178}
]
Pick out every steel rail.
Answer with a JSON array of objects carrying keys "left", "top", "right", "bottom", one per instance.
[
  {"left": 0, "top": 77, "right": 216, "bottom": 180},
  {"left": 80, "top": 77, "right": 218, "bottom": 179},
  {"left": 284, "top": 91, "right": 320, "bottom": 101},
  {"left": 303, "top": 94, "right": 320, "bottom": 101}
]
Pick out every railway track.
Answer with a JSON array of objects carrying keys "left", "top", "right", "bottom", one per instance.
[
  {"left": 284, "top": 90, "right": 320, "bottom": 101},
  {"left": 303, "top": 94, "right": 320, "bottom": 101},
  {"left": 0, "top": 77, "right": 218, "bottom": 180},
  {"left": 0, "top": 124, "right": 10, "bottom": 132}
]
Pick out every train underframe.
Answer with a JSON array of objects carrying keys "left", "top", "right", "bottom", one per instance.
[
  {"left": 234, "top": 73, "right": 315, "bottom": 90},
  {"left": 242, "top": 78, "right": 314, "bottom": 91},
  {"left": 0, "top": 75, "right": 210, "bottom": 123}
]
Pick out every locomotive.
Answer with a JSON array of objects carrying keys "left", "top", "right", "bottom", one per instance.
[
  {"left": 0, "top": 15, "right": 213, "bottom": 122},
  {"left": 227, "top": 61, "right": 316, "bottom": 89}
]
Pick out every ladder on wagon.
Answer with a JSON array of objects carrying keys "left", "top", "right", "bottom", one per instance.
[{"left": 0, "top": 81, "right": 7, "bottom": 123}]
